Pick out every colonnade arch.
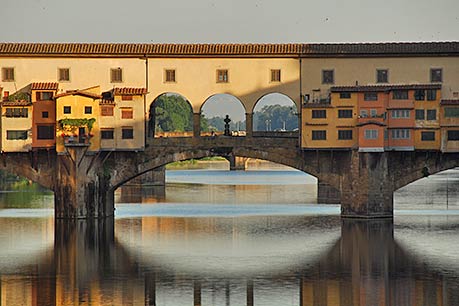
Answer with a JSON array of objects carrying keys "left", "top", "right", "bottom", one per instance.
[{"left": 252, "top": 93, "right": 299, "bottom": 132}]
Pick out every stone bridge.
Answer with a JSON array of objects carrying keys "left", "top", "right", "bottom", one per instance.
[{"left": 0, "top": 136, "right": 458, "bottom": 219}]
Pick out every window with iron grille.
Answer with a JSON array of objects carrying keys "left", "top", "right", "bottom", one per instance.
[
  {"left": 322, "top": 70, "right": 334, "bottom": 84},
  {"left": 364, "top": 92, "right": 378, "bottom": 101},
  {"left": 430, "top": 68, "right": 442, "bottom": 83},
  {"left": 42, "top": 111, "right": 49, "bottom": 118},
  {"left": 101, "top": 105, "right": 114, "bottom": 116},
  {"left": 392, "top": 90, "right": 409, "bottom": 100},
  {"left": 111, "top": 68, "right": 123, "bottom": 83},
  {"left": 122, "top": 128, "right": 134, "bottom": 139},
  {"left": 338, "top": 130, "right": 353, "bottom": 140},
  {"left": 101, "top": 129, "right": 114, "bottom": 139},
  {"left": 2, "top": 67, "right": 14, "bottom": 82},
  {"left": 37, "top": 125, "right": 54, "bottom": 140},
  {"left": 312, "top": 130, "right": 326, "bottom": 140},
  {"left": 165, "top": 69, "right": 176, "bottom": 82},
  {"left": 338, "top": 109, "right": 353, "bottom": 118},
  {"left": 312, "top": 110, "right": 326, "bottom": 118},
  {"left": 121, "top": 108, "right": 133, "bottom": 119},
  {"left": 270, "top": 69, "right": 281, "bottom": 82},
  {"left": 421, "top": 131, "right": 435, "bottom": 141},
  {"left": 216, "top": 69, "right": 228, "bottom": 83},
  {"left": 376, "top": 69, "right": 388, "bottom": 83},
  {"left": 58, "top": 68, "right": 70, "bottom": 81}
]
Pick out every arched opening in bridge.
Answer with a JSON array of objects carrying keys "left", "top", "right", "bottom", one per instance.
[
  {"left": 148, "top": 93, "right": 193, "bottom": 138},
  {"left": 252, "top": 93, "right": 298, "bottom": 132},
  {"left": 200, "top": 94, "right": 246, "bottom": 136},
  {"left": 394, "top": 167, "right": 459, "bottom": 211}
]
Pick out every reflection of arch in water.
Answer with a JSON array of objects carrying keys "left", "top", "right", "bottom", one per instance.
[
  {"left": 200, "top": 93, "right": 246, "bottom": 133},
  {"left": 252, "top": 92, "right": 298, "bottom": 132},
  {"left": 148, "top": 92, "right": 193, "bottom": 138}
]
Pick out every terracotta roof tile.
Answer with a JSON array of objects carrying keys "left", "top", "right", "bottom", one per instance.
[
  {"left": 1, "top": 100, "right": 32, "bottom": 106},
  {"left": 0, "top": 42, "right": 457, "bottom": 57},
  {"left": 441, "top": 99, "right": 459, "bottom": 105},
  {"left": 54, "top": 90, "right": 101, "bottom": 99},
  {"left": 113, "top": 88, "right": 148, "bottom": 95},
  {"left": 331, "top": 83, "right": 442, "bottom": 92},
  {"left": 30, "top": 82, "right": 59, "bottom": 90}
]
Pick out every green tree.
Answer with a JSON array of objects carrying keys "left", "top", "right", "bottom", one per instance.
[
  {"left": 254, "top": 104, "right": 298, "bottom": 131},
  {"left": 150, "top": 94, "right": 193, "bottom": 133}
]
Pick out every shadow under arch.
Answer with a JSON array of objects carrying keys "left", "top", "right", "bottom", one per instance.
[
  {"left": 148, "top": 92, "right": 193, "bottom": 138},
  {"left": 200, "top": 93, "right": 247, "bottom": 135},
  {"left": 252, "top": 92, "right": 299, "bottom": 132}
]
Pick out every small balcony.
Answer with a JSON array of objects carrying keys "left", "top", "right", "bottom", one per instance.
[{"left": 63, "top": 134, "right": 91, "bottom": 147}]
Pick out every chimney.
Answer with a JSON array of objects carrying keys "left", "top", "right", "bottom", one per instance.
[{"left": 3, "top": 91, "right": 9, "bottom": 101}]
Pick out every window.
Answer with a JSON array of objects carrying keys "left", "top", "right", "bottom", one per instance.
[
  {"left": 58, "top": 68, "right": 70, "bottom": 81},
  {"left": 63, "top": 106, "right": 71, "bottom": 114},
  {"left": 426, "top": 109, "right": 436, "bottom": 120},
  {"left": 364, "top": 92, "right": 378, "bottom": 101},
  {"left": 216, "top": 69, "right": 228, "bottom": 83},
  {"left": 84, "top": 106, "right": 92, "bottom": 114},
  {"left": 312, "top": 130, "right": 326, "bottom": 140},
  {"left": 338, "top": 130, "right": 353, "bottom": 140},
  {"left": 111, "top": 68, "right": 123, "bottom": 83},
  {"left": 42, "top": 111, "right": 49, "bottom": 118},
  {"left": 6, "top": 130, "right": 27, "bottom": 140},
  {"left": 5, "top": 107, "right": 28, "bottom": 118},
  {"left": 430, "top": 68, "right": 442, "bottom": 83},
  {"left": 421, "top": 131, "right": 435, "bottom": 141},
  {"left": 426, "top": 89, "right": 437, "bottom": 101},
  {"left": 2, "top": 67, "right": 14, "bottom": 82},
  {"left": 121, "top": 108, "right": 133, "bottom": 119},
  {"left": 376, "top": 69, "right": 388, "bottom": 83},
  {"left": 101, "top": 105, "right": 114, "bottom": 116},
  {"left": 414, "top": 89, "right": 425, "bottom": 101},
  {"left": 391, "top": 129, "right": 411, "bottom": 139},
  {"left": 392, "top": 90, "right": 408, "bottom": 100},
  {"left": 165, "top": 69, "right": 176, "bottom": 82},
  {"left": 392, "top": 109, "right": 410, "bottom": 118},
  {"left": 37, "top": 125, "right": 54, "bottom": 140},
  {"left": 370, "top": 109, "right": 377, "bottom": 117},
  {"left": 339, "top": 92, "right": 351, "bottom": 99},
  {"left": 36, "top": 91, "right": 53, "bottom": 101},
  {"left": 121, "top": 95, "right": 133, "bottom": 101},
  {"left": 122, "top": 128, "right": 134, "bottom": 139},
  {"left": 364, "top": 129, "right": 378, "bottom": 139},
  {"left": 101, "top": 129, "right": 114, "bottom": 139},
  {"left": 338, "top": 109, "right": 353, "bottom": 118},
  {"left": 360, "top": 109, "right": 368, "bottom": 118},
  {"left": 322, "top": 70, "right": 334, "bottom": 84},
  {"left": 270, "top": 69, "right": 281, "bottom": 82},
  {"left": 415, "top": 109, "right": 425, "bottom": 120},
  {"left": 448, "top": 130, "right": 459, "bottom": 140},
  {"left": 444, "top": 108, "right": 459, "bottom": 118},
  {"left": 312, "top": 110, "right": 326, "bottom": 118}
]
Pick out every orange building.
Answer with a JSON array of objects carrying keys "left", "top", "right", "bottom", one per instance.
[
  {"left": 440, "top": 100, "right": 459, "bottom": 152},
  {"left": 31, "top": 82, "right": 59, "bottom": 150}
]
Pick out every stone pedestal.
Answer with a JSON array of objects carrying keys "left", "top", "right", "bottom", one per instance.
[
  {"left": 341, "top": 151, "right": 393, "bottom": 218},
  {"left": 55, "top": 146, "right": 114, "bottom": 219}
]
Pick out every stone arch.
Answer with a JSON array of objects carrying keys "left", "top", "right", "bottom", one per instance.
[
  {"left": 148, "top": 92, "right": 193, "bottom": 138},
  {"left": 200, "top": 93, "right": 247, "bottom": 135},
  {"left": 252, "top": 92, "right": 299, "bottom": 132}
]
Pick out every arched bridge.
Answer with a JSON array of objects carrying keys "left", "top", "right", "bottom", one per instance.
[{"left": 0, "top": 135, "right": 458, "bottom": 219}]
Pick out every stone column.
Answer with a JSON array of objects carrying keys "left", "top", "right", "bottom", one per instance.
[
  {"left": 55, "top": 146, "right": 114, "bottom": 219},
  {"left": 193, "top": 113, "right": 201, "bottom": 138},
  {"left": 245, "top": 113, "right": 253, "bottom": 137},
  {"left": 317, "top": 180, "right": 341, "bottom": 204},
  {"left": 228, "top": 156, "right": 248, "bottom": 171},
  {"left": 341, "top": 151, "right": 394, "bottom": 218}
]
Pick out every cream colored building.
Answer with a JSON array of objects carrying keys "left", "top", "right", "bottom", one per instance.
[{"left": 0, "top": 99, "right": 32, "bottom": 152}]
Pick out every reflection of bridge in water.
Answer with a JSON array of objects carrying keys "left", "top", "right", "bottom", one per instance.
[{"left": 1, "top": 218, "right": 458, "bottom": 305}]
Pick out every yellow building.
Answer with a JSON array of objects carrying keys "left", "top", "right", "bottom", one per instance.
[
  {"left": 440, "top": 100, "right": 459, "bottom": 152},
  {"left": 54, "top": 87, "right": 101, "bottom": 153},
  {"left": 413, "top": 85, "right": 442, "bottom": 150},
  {"left": 1, "top": 93, "right": 33, "bottom": 152},
  {"left": 99, "top": 87, "right": 146, "bottom": 151}
]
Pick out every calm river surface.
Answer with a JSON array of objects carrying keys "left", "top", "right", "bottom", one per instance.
[{"left": 0, "top": 165, "right": 458, "bottom": 305}]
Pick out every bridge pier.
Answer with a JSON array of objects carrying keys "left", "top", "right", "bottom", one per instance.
[
  {"left": 55, "top": 146, "right": 114, "bottom": 219},
  {"left": 341, "top": 151, "right": 393, "bottom": 218},
  {"left": 227, "top": 156, "right": 248, "bottom": 170},
  {"left": 317, "top": 180, "right": 341, "bottom": 204}
]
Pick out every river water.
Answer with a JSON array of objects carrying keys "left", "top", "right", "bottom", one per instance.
[{"left": 0, "top": 165, "right": 458, "bottom": 305}]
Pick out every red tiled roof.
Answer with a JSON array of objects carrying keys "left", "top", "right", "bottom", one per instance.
[
  {"left": 331, "top": 83, "right": 442, "bottom": 92},
  {"left": 1, "top": 100, "right": 32, "bottom": 106},
  {"left": 0, "top": 42, "right": 457, "bottom": 57},
  {"left": 31, "top": 82, "right": 59, "bottom": 90},
  {"left": 54, "top": 90, "right": 101, "bottom": 99},
  {"left": 113, "top": 87, "right": 147, "bottom": 95},
  {"left": 441, "top": 99, "right": 459, "bottom": 105}
]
